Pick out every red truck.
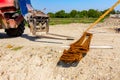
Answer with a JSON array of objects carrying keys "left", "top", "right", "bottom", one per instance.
[{"left": 0, "top": 0, "right": 49, "bottom": 37}]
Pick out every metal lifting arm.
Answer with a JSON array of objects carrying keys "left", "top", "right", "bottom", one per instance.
[
  {"left": 18, "top": 0, "right": 49, "bottom": 35},
  {"left": 85, "top": 0, "right": 120, "bottom": 32}
]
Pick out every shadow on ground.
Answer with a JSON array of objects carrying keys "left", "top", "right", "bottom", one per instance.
[
  {"left": 21, "top": 34, "right": 63, "bottom": 44},
  {"left": 0, "top": 32, "right": 74, "bottom": 44},
  {"left": 57, "top": 61, "right": 79, "bottom": 68},
  {"left": 57, "top": 53, "right": 87, "bottom": 68},
  {"left": 0, "top": 33, "right": 13, "bottom": 39},
  {"left": 21, "top": 33, "right": 74, "bottom": 44}
]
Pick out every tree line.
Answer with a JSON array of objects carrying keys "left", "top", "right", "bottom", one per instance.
[{"left": 48, "top": 9, "right": 120, "bottom": 18}]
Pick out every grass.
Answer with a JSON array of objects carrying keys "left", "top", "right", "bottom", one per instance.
[
  {"left": 11, "top": 46, "right": 23, "bottom": 51},
  {"left": 49, "top": 18, "right": 104, "bottom": 25}
]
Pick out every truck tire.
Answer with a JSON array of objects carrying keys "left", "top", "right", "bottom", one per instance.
[{"left": 5, "top": 22, "right": 25, "bottom": 37}]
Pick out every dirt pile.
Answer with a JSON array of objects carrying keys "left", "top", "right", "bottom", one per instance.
[{"left": 101, "top": 18, "right": 120, "bottom": 27}]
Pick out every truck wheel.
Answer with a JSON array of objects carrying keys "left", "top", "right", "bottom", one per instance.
[{"left": 5, "top": 22, "right": 25, "bottom": 37}]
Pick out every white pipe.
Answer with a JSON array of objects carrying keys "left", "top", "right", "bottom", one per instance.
[{"left": 62, "top": 45, "right": 113, "bottom": 49}]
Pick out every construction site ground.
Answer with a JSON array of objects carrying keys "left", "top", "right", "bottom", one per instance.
[{"left": 0, "top": 18, "right": 120, "bottom": 80}]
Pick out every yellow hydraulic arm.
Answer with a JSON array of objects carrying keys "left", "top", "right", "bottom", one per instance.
[{"left": 59, "top": 0, "right": 120, "bottom": 64}]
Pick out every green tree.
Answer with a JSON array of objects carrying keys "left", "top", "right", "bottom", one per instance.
[
  {"left": 70, "top": 10, "right": 78, "bottom": 18},
  {"left": 110, "top": 9, "right": 116, "bottom": 14},
  {"left": 116, "top": 10, "right": 120, "bottom": 14},
  {"left": 55, "top": 10, "right": 66, "bottom": 18},
  {"left": 65, "top": 13, "right": 71, "bottom": 18},
  {"left": 47, "top": 12, "right": 55, "bottom": 18},
  {"left": 88, "top": 9, "right": 102, "bottom": 18},
  {"left": 78, "top": 10, "right": 88, "bottom": 18}
]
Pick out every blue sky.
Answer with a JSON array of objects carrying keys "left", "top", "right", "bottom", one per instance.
[{"left": 31, "top": 0, "right": 120, "bottom": 13}]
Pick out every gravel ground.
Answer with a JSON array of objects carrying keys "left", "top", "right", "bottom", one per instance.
[{"left": 0, "top": 19, "right": 120, "bottom": 80}]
